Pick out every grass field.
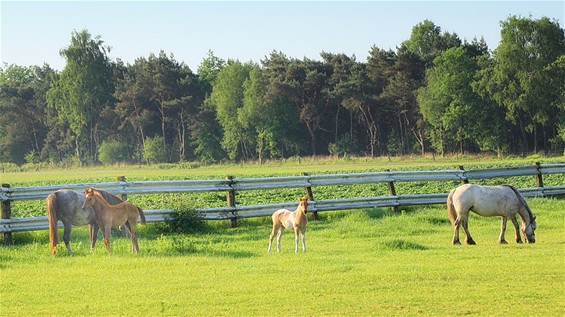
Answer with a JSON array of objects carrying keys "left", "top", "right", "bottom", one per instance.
[{"left": 1, "top": 156, "right": 564, "bottom": 316}]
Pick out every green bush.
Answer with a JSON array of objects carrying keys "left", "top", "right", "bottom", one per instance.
[
  {"left": 98, "top": 139, "right": 130, "bottom": 164},
  {"left": 155, "top": 201, "right": 207, "bottom": 234},
  {"left": 143, "top": 136, "right": 169, "bottom": 164}
]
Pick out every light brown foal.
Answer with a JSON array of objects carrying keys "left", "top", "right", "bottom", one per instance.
[
  {"left": 81, "top": 188, "right": 146, "bottom": 253},
  {"left": 268, "top": 197, "right": 308, "bottom": 253}
]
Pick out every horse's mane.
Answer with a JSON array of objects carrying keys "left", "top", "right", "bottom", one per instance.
[
  {"left": 93, "top": 189, "right": 123, "bottom": 205},
  {"left": 502, "top": 184, "right": 535, "bottom": 221}
]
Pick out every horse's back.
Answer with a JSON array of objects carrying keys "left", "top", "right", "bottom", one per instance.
[
  {"left": 272, "top": 209, "right": 294, "bottom": 228},
  {"left": 453, "top": 184, "right": 520, "bottom": 216}
]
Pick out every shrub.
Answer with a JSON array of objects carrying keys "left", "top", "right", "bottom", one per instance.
[
  {"left": 98, "top": 140, "right": 130, "bottom": 164},
  {"left": 143, "top": 136, "right": 169, "bottom": 164},
  {"left": 155, "top": 201, "right": 207, "bottom": 234}
]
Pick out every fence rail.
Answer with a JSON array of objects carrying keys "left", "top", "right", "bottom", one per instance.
[{"left": 1, "top": 162, "right": 564, "bottom": 240}]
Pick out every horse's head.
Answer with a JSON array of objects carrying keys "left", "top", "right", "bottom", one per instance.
[
  {"left": 299, "top": 197, "right": 308, "bottom": 214},
  {"left": 81, "top": 188, "right": 96, "bottom": 210},
  {"left": 523, "top": 214, "right": 537, "bottom": 243}
]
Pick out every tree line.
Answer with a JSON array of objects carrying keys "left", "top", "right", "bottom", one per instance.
[{"left": 1, "top": 16, "right": 564, "bottom": 165}]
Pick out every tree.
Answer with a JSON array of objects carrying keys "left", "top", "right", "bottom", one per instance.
[
  {"left": 114, "top": 52, "right": 201, "bottom": 163},
  {"left": 403, "top": 20, "right": 462, "bottom": 66},
  {"left": 190, "top": 51, "right": 226, "bottom": 163},
  {"left": 418, "top": 47, "right": 498, "bottom": 155},
  {"left": 46, "top": 30, "right": 114, "bottom": 163},
  {"left": 0, "top": 64, "right": 50, "bottom": 164},
  {"left": 210, "top": 60, "right": 254, "bottom": 160},
  {"left": 475, "top": 16, "right": 565, "bottom": 153}
]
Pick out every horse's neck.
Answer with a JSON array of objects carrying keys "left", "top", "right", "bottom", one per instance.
[
  {"left": 294, "top": 206, "right": 306, "bottom": 217},
  {"left": 516, "top": 206, "right": 533, "bottom": 225},
  {"left": 92, "top": 194, "right": 112, "bottom": 209}
]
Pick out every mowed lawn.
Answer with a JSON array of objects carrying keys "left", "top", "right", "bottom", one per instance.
[{"left": 1, "top": 198, "right": 563, "bottom": 316}]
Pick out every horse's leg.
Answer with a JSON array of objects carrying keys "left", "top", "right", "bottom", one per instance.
[
  {"left": 103, "top": 224, "right": 112, "bottom": 253},
  {"left": 276, "top": 228, "right": 283, "bottom": 252},
  {"left": 461, "top": 217, "right": 476, "bottom": 245},
  {"left": 61, "top": 219, "right": 73, "bottom": 254},
  {"left": 452, "top": 217, "right": 462, "bottom": 245},
  {"left": 129, "top": 224, "right": 139, "bottom": 253},
  {"left": 510, "top": 216, "right": 523, "bottom": 243},
  {"left": 89, "top": 223, "right": 99, "bottom": 250},
  {"left": 294, "top": 227, "right": 299, "bottom": 253},
  {"left": 498, "top": 217, "right": 508, "bottom": 244},
  {"left": 301, "top": 229, "right": 306, "bottom": 253},
  {"left": 267, "top": 224, "right": 278, "bottom": 252}
]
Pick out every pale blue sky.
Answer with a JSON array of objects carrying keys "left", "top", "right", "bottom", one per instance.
[{"left": 2, "top": 1, "right": 564, "bottom": 72}]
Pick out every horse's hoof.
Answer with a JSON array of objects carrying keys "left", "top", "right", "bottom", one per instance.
[
  {"left": 467, "top": 240, "right": 476, "bottom": 245},
  {"left": 499, "top": 240, "right": 508, "bottom": 244},
  {"left": 452, "top": 241, "right": 461, "bottom": 245}
]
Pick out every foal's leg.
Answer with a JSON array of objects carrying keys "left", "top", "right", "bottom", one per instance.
[
  {"left": 510, "top": 216, "right": 523, "bottom": 243},
  {"left": 103, "top": 224, "right": 112, "bottom": 252},
  {"left": 89, "top": 223, "right": 99, "bottom": 250},
  {"left": 293, "top": 227, "right": 299, "bottom": 253},
  {"left": 129, "top": 223, "right": 139, "bottom": 253},
  {"left": 300, "top": 229, "right": 306, "bottom": 253},
  {"left": 498, "top": 217, "right": 508, "bottom": 244},
  {"left": 276, "top": 229, "right": 283, "bottom": 252},
  {"left": 267, "top": 224, "right": 279, "bottom": 252}
]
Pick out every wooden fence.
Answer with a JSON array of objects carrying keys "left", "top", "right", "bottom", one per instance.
[{"left": 1, "top": 162, "right": 564, "bottom": 244}]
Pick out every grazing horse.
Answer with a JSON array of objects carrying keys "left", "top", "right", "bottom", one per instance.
[
  {"left": 447, "top": 184, "right": 537, "bottom": 245},
  {"left": 46, "top": 189, "right": 123, "bottom": 255},
  {"left": 268, "top": 197, "right": 309, "bottom": 253},
  {"left": 82, "top": 187, "right": 146, "bottom": 253}
]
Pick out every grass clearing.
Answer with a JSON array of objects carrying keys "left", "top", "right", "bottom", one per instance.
[
  {"left": 1, "top": 156, "right": 564, "bottom": 315},
  {"left": 1, "top": 198, "right": 564, "bottom": 316}
]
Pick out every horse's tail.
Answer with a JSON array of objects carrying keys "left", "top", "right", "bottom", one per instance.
[
  {"left": 137, "top": 206, "right": 146, "bottom": 225},
  {"left": 46, "top": 193, "right": 59, "bottom": 255},
  {"left": 447, "top": 188, "right": 457, "bottom": 226}
]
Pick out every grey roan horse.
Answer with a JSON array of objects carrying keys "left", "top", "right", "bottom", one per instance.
[
  {"left": 447, "top": 184, "right": 537, "bottom": 245},
  {"left": 46, "top": 189, "right": 124, "bottom": 255}
]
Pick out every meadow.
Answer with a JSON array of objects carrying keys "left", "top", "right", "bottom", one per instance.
[{"left": 1, "top": 156, "right": 564, "bottom": 316}]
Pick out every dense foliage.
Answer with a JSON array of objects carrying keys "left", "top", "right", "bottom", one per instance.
[{"left": 1, "top": 17, "right": 564, "bottom": 165}]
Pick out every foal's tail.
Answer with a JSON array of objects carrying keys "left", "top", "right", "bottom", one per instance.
[
  {"left": 137, "top": 206, "right": 147, "bottom": 225},
  {"left": 46, "top": 193, "right": 59, "bottom": 255},
  {"left": 447, "top": 188, "right": 457, "bottom": 226}
]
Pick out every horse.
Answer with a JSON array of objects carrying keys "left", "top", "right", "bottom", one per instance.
[
  {"left": 268, "top": 197, "right": 309, "bottom": 253},
  {"left": 46, "top": 189, "right": 124, "bottom": 255},
  {"left": 447, "top": 184, "right": 537, "bottom": 245},
  {"left": 81, "top": 187, "right": 146, "bottom": 253}
]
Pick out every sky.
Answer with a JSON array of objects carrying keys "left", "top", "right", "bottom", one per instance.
[{"left": 1, "top": 1, "right": 564, "bottom": 72}]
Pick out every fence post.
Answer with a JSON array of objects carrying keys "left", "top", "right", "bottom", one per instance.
[
  {"left": 116, "top": 176, "right": 127, "bottom": 201},
  {"left": 534, "top": 162, "right": 544, "bottom": 188},
  {"left": 457, "top": 165, "right": 469, "bottom": 184},
  {"left": 226, "top": 176, "right": 238, "bottom": 228},
  {"left": 301, "top": 172, "right": 319, "bottom": 220},
  {"left": 385, "top": 171, "right": 399, "bottom": 212},
  {"left": 1, "top": 184, "right": 13, "bottom": 245},
  {"left": 115, "top": 176, "right": 130, "bottom": 237}
]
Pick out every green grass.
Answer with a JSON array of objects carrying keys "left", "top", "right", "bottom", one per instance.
[
  {"left": 1, "top": 156, "right": 564, "bottom": 315},
  {"left": 1, "top": 198, "right": 564, "bottom": 316}
]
